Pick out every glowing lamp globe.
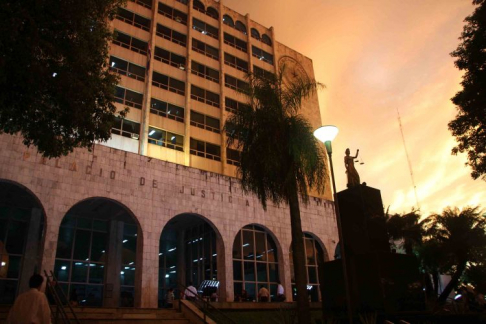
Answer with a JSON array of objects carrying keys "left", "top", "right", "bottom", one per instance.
[{"left": 314, "top": 125, "right": 338, "bottom": 153}]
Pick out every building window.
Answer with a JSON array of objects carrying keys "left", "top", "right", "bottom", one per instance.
[
  {"left": 192, "top": 39, "right": 219, "bottom": 61},
  {"left": 158, "top": 2, "right": 187, "bottom": 25},
  {"left": 225, "top": 74, "right": 249, "bottom": 92},
  {"left": 233, "top": 225, "right": 279, "bottom": 302},
  {"left": 226, "top": 148, "right": 241, "bottom": 166},
  {"left": 223, "top": 33, "right": 247, "bottom": 53},
  {"left": 261, "top": 34, "right": 272, "bottom": 47},
  {"left": 193, "top": 0, "right": 205, "bottom": 13},
  {"left": 130, "top": 0, "right": 152, "bottom": 9},
  {"left": 224, "top": 53, "right": 248, "bottom": 73},
  {"left": 235, "top": 21, "right": 247, "bottom": 34},
  {"left": 289, "top": 234, "right": 326, "bottom": 302},
  {"left": 150, "top": 98, "right": 184, "bottom": 123},
  {"left": 154, "top": 46, "right": 186, "bottom": 69},
  {"left": 250, "top": 28, "right": 260, "bottom": 40},
  {"left": 176, "top": 0, "right": 187, "bottom": 5},
  {"left": 190, "top": 85, "right": 220, "bottom": 108},
  {"left": 109, "top": 56, "right": 146, "bottom": 82},
  {"left": 252, "top": 46, "right": 274, "bottom": 65},
  {"left": 191, "top": 61, "right": 219, "bottom": 83},
  {"left": 206, "top": 7, "right": 219, "bottom": 20},
  {"left": 190, "top": 111, "right": 220, "bottom": 134},
  {"left": 190, "top": 138, "right": 221, "bottom": 161},
  {"left": 223, "top": 14, "right": 234, "bottom": 27},
  {"left": 225, "top": 97, "right": 249, "bottom": 114},
  {"left": 156, "top": 24, "right": 187, "bottom": 47},
  {"left": 192, "top": 18, "right": 219, "bottom": 40},
  {"left": 148, "top": 127, "right": 184, "bottom": 151},
  {"left": 114, "top": 86, "right": 143, "bottom": 110},
  {"left": 113, "top": 30, "right": 148, "bottom": 56},
  {"left": 116, "top": 8, "right": 151, "bottom": 32},
  {"left": 152, "top": 71, "right": 185, "bottom": 96},
  {"left": 253, "top": 65, "right": 274, "bottom": 80},
  {"left": 111, "top": 117, "right": 141, "bottom": 140}
]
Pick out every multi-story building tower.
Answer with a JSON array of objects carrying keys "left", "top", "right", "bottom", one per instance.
[{"left": 0, "top": 0, "right": 337, "bottom": 309}]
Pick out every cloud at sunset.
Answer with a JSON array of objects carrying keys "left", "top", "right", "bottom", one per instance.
[{"left": 225, "top": 0, "right": 485, "bottom": 216}]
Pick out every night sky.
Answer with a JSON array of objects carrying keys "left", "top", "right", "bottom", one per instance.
[{"left": 224, "top": 0, "right": 484, "bottom": 215}]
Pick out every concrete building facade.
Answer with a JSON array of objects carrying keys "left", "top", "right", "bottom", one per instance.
[{"left": 0, "top": 0, "right": 338, "bottom": 309}]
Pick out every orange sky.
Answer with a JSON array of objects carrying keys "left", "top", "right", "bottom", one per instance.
[{"left": 224, "top": 0, "right": 484, "bottom": 216}]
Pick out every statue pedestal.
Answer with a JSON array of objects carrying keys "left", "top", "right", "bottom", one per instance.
[{"left": 320, "top": 184, "right": 424, "bottom": 314}]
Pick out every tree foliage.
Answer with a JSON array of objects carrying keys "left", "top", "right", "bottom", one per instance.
[
  {"left": 225, "top": 68, "right": 326, "bottom": 324},
  {"left": 0, "top": 0, "right": 126, "bottom": 158},
  {"left": 421, "top": 207, "right": 486, "bottom": 302},
  {"left": 384, "top": 209, "right": 423, "bottom": 255},
  {"left": 449, "top": 0, "right": 486, "bottom": 180}
]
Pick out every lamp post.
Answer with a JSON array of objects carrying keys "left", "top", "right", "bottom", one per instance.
[{"left": 314, "top": 125, "right": 353, "bottom": 324}]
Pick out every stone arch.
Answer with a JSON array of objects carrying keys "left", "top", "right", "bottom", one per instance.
[
  {"left": 232, "top": 223, "right": 284, "bottom": 301},
  {"left": 223, "top": 14, "right": 234, "bottom": 27},
  {"left": 261, "top": 34, "right": 272, "bottom": 46},
  {"left": 251, "top": 27, "right": 260, "bottom": 40},
  {"left": 0, "top": 179, "right": 47, "bottom": 303},
  {"left": 158, "top": 212, "right": 226, "bottom": 305},
  {"left": 235, "top": 20, "right": 247, "bottom": 34},
  {"left": 206, "top": 6, "right": 218, "bottom": 19},
  {"left": 193, "top": 0, "right": 205, "bottom": 12},
  {"left": 53, "top": 197, "right": 144, "bottom": 308}
]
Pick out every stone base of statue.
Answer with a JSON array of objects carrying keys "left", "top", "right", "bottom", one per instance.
[{"left": 319, "top": 184, "right": 425, "bottom": 314}]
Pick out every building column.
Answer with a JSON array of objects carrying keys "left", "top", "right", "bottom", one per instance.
[
  {"left": 280, "top": 243, "right": 293, "bottom": 302},
  {"left": 138, "top": 0, "right": 158, "bottom": 156},
  {"left": 216, "top": 234, "right": 227, "bottom": 301},
  {"left": 18, "top": 208, "right": 43, "bottom": 293},
  {"left": 134, "top": 228, "right": 144, "bottom": 307},
  {"left": 139, "top": 227, "right": 159, "bottom": 308},
  {"left": 183, "top": 0, "right": 195, "bottom": 166},
  {"left": 221, "top": 237, "right": 233, "bottom": 301},
  {"left": 103, "top": 220, "right": 124, "bottom": 307},
  {"left": 40, "top": 208, "right": 63, "bottom": 279}
]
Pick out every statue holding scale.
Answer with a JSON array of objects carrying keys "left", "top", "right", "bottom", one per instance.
[{"left": 344, "top": 148, "right": 360, "bottom": 187}]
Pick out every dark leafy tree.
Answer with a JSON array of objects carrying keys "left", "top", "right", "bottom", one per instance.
[
  {"left": 0, "top": 0, "right": 127, "bottom": 158},
  {"left": 449, "top": 0, "right": 486, "bottom": 180},
  {"left": 225, "top": 68, "right": 326, "bottom": 324},
  {"left": 422, "top": 207, "right": 486, "bottom": 303},
  {"left": 384, "top": 209, "right": 423, "bottom": 255}
]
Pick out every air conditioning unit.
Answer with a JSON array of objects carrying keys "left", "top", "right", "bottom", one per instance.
[
  {"left": 179, "top": 64, "right": 185, "bottom": 71},
  {"left": 175, "top": 16, "right": 182, "bottom": 23},
  {"left": 131, "top": 134, "right": 140, "bottom": 140}
]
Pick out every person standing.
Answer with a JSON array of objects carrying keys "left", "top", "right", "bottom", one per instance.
[
  {"left": 184, "top": 282, "right": 198, "bottom": 301},
  {"left": 7, "top": 274, "right": 51, "bottom": 324},
  {"left": 277, "top": 281, "right": 285, "bottom": 302},
  {"left": 258, "top": 285, "right": 270, "bottom": 302},
  {"left": 166, "top": 288, "right": 175, "bottom": 308}
]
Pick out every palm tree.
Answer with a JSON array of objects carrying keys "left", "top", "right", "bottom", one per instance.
[
  {"left": 422, "top": 206, "right": 486, "bottom": 303},
  {"left": 384, "top": 209, "right": 423, "bottom": 255},
  {"left": 225, "top": 68, "right": 326, "bottom": 324}
]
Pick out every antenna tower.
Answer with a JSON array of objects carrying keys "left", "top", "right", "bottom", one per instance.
[{"left": 396, "top": 108, "right": 420, "bottom": 210}]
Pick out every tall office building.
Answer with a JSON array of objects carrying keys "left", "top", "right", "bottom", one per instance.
[{"left": 0, "top": 0, "right": 337, "bottom": 308}]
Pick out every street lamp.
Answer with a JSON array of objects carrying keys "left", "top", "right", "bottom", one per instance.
[{"left": 313, "top": 125, "right": 353, "bottom": 324}]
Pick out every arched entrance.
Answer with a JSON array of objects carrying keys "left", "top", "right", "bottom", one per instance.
[
  {"left": 289, "top": 232, "right": 329, "bottom": 302},
  {"left": 232, "top": 225, "right": 280, "bottom": 301},
  {"left": 53, "top": 198, "right": 141, "bottom": 307},
  {"left": 0, "top": 180, "right": 46, "bottom": 304},
  {"left": 158, "top": 213, "right": 224, "bottom": 307}
]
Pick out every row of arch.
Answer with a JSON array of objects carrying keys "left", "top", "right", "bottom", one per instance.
[
  {"left": 0, "top": 180, "right": 329, "bottom": 307},
  {"left": 222, "top": 15, "right": 272, "bottom": 46},
  {"left": 190, "top": 0, "right": 273, "bottom": 47}
]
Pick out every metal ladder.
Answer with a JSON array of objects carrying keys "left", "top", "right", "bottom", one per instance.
[{"left": 44, "top": 270, "right": 80, "bottom": 324}]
